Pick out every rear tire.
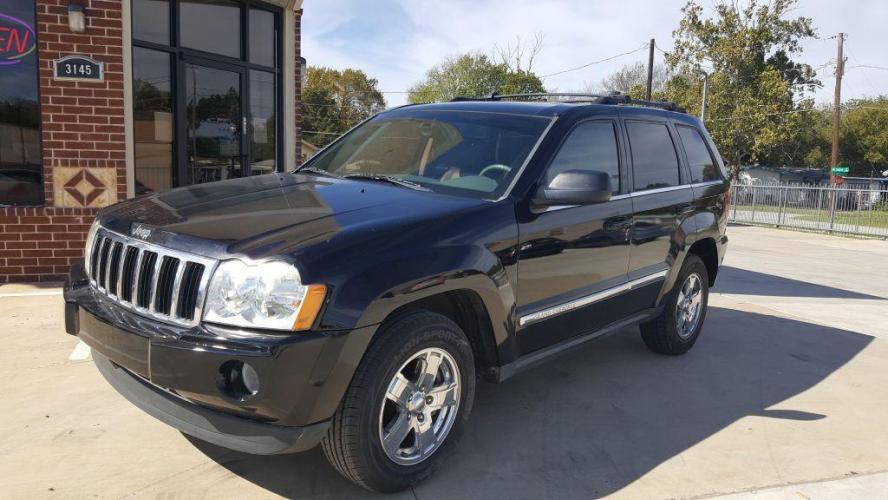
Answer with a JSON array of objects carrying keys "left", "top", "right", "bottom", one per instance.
[
  {"left": 640, "top": 254, "right": 709, "bottom": 355},
  {"left": 321, "top": 311, "right": 475, "bottom": 493}
]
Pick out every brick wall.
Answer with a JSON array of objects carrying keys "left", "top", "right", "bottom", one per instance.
[
  {"left": 0, "top": 207, "right": 97, "bottom": 283},
  {"left": 37, "top": 0, "right": 127, "bottom": 204},
  {"left": 1, "top": 0, "right": 124, "bottom": 284}
]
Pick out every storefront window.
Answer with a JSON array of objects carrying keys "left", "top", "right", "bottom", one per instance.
[
  {"left": 250, "top": 70, "right": 276, "bottom": 174},
  {"left": 132, "top": 0, "right": 282, "bottom": 194},
  {"left": 180, "top": 0, "right": 241, "bottom": 58},
  {"left": 0, "top": 0, "right": 42, "bottom": 206},
  {"left": 249, "top": 8, "right": 276, "bottom": 67},
  {"left": 133, "top": 48, "right": 174, "bottom": 194},
  {"left": 132, "top": 0, "right": 170, "bottom": 45}
]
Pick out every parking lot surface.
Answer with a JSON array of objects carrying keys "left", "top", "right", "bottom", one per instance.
[{"left": 2, "top": 225, "right": 888, "bottom": 499}]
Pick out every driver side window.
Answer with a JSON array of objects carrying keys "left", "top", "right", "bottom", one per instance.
[{"left": 546, "top": 120, "right": 621, "bottom": 194}]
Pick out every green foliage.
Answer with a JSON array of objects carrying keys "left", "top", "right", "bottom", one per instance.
[
  {"left": 660, "top": 0, "right": 819, "bottom": 175},
  {"left": 837, "top": 98, "right": 888, "bottom": 175},
  {"left": 302, "top": 67, "right": 386, "bottom": 147},
  {"left": 407, "top": 53, "right": 545, "bottom": 104}
]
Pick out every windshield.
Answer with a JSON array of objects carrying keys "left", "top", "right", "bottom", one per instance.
[{"left": 300, "top": 109, "right": 552, "bottom": 199}]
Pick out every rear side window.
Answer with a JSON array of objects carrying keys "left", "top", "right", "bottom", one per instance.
[
  {"left": 626, "top": 121, "right": 680, "bottom": 191},
  {"left": 677, "top": 125, "right": 722, "bottom": 182},
  {"left": 546, "top": 120, "right": 620, "bottom": 193}
]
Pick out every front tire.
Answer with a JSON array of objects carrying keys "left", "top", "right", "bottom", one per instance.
[
  {"left": 640, "top": 254, "right": 709, "bottom": 355},
  {"left": 321, "top": 311, "right": 475, "bottom": 493}
]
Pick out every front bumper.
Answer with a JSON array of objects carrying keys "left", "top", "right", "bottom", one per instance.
[
  {"left": 64, "top": 263, "right": 376, "bottom": 454},
  {"left": 92, "top": 351, "right": 328, "bottom": 454}
]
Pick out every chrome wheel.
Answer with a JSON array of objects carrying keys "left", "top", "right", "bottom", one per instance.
[
  {"left": 378, "top": 347, "right": 461, "bottom": 466},
  {"left": 675, "top": 273, "right": 704, "bottom": 339}
]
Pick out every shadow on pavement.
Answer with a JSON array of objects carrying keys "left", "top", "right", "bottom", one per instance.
[
  {"left": 713, "top": 266, "right": 886, "bottom": 300},
  {"left": 189, "top": 306, "right": 872, "bottom": 498}
]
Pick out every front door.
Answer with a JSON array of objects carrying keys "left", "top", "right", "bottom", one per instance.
[
  {"left": 180, "top": 60, "right": 245, "bottom": 185},
  {"left": 515, "top": 118, "right": 633, "bottom": 355}
]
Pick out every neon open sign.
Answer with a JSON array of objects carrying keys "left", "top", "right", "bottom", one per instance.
[{"left": 0, "top": 12, "right": 36, "bottom": 66}]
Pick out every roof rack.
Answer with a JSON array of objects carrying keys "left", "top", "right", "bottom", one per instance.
[{"left": 450, "top": 92, "right": 686, "bottom": 113}]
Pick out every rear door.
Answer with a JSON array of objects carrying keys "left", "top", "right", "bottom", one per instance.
[
  {"left": 623, "top": 115, "right": 694, "bottom": 308},
  {"left": 515, "top": 117, "right": 633, "bottom": 355}
]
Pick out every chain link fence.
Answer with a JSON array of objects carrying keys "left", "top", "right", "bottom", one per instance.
[{"left": 729, "top": 183, "right": 888, "bottom": 239}]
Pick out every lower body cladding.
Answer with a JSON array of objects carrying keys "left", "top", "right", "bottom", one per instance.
[{"left": 64, "top": 274, "right": 375, "bottom": 455}]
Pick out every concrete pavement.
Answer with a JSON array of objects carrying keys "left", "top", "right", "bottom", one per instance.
[{"left": 1, "top": 225, "right": 887, "bottom": 499}]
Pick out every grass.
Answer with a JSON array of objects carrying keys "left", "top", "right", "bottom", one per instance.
[{"left": 732, "top": 204, "right": 888, "bottom": 231}]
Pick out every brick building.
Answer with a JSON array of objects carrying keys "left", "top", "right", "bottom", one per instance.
[{"left": 0, "top": 0, "right": 304, "bottom": 283}]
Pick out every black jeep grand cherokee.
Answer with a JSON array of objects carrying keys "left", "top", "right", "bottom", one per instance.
[{"left": 65, "top": 95, "right": 728, "bottom": 492}]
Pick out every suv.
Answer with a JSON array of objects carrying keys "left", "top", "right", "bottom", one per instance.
[{"left": 64, "top": 94, "right": 728, "bottom": 493}]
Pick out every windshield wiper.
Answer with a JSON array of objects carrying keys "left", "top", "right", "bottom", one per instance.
[
  {"left": 342, "top": 174, "right": 430, "bottom": 191},
  {"left": 297, "top": 166, "right": 343, "bottom": 178}
]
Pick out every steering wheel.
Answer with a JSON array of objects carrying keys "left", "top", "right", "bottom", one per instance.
[{"left": 479, "top": 164, "right": 512, "bottom": 180}]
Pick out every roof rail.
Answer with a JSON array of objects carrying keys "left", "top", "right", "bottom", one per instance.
[{"left": 449, "top": 92, "right": 686, "bottom": 113}]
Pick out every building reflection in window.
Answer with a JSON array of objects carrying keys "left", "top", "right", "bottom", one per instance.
[
  {"left": 133, "top": 47, "right": 174, "bottom": 194},
  {"left": 0, "top": 0, "right": 43, "bottom": 206}
]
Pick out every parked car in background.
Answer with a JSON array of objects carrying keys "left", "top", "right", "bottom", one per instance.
[{"left": 64, "top": 94, "right": 729, "bottom": 492}]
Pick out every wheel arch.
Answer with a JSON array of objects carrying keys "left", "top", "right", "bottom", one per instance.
[
  {"left": 686, "top": 237, "right": 719, "bottom": 286},
  {"left": 380, "top": 289, "right": 502, "bottom": 380}
]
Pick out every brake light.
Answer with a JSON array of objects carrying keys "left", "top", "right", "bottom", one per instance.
[{"left": 725, "top": 189, "right": 731, "bottom": 212}]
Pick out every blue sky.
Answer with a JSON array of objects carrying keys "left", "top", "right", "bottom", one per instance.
[{"left": 302, "top": 0, "right": 888, "bottom": 107}]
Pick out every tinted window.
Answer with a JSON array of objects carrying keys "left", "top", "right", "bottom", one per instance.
[
  {"left": 547, "top": 121, "right": 620, "bottom": 193},
  {"left": 249, "top": 8, "right": 276, "bottom": 67},
  {"left": 627, "top": 121, "right": 680, "bottom": 190},
  {"left": 132, "top": 0, "right": 169, "bottom": 44},
  {"left": 132, "top": 48, "right": 173, "bottom": 194},
  {"left": 180, "top": 0, "right": 241, "bottom": 58},
  {"left": 0, "top": 0, "right": 43, "bottom": 206},
  {"left": 249, "top": 70, "right": 276, "bottom": 175},
  {"left": 677, "top": 125, "right": 721, "bottom": 183}
]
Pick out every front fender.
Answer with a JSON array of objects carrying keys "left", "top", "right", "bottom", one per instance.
[{"left": 326, "top": 245, "right": 518, "bottom": 364}]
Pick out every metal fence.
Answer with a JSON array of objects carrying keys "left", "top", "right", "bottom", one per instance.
[{"left": 729, "top": 183, "right": 888, "bottom": 239}]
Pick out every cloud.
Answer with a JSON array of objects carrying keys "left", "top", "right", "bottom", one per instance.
[{"left": 302, "top": 0, "right": 888, "bottom": 107}]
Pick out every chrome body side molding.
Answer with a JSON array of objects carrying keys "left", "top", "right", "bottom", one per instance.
[{"left": 518, "top": 269, "right": 669, "bottom": 327}]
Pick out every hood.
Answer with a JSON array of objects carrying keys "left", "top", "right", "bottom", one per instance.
[{"left": 98, "top": 173, "right": 487, "bottom": 259}]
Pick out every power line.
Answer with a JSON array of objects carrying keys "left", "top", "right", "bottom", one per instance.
[
  {"left": 847, "top": 64, "right": 888, "bottom": 72},
  {"left": 539, "top": 44, "right": 650, "bottom": 78},
  {"left": 709, "top": 108, "right": 824, "bottom": 122}
]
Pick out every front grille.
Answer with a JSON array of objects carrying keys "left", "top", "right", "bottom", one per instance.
[{"left": 87, "top": 226, "right": 217, "bottom": 326}]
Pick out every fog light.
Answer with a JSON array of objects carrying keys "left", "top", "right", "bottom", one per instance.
[{"left": 218, "top": 360, "right": 259, "bottom": 400}]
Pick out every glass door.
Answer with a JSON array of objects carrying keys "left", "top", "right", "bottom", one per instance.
[{"left": 180, "top": 59, "right": 245, "bottom": 185}]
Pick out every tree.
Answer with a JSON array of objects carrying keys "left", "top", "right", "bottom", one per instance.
[
  {"left": 302, "top": 67, "right": 386, "bottom": 147},
  {"left": 660, "top": 0, "right": 819, "bottom": 175},
  {"left": 591, "top": 61, "right": 668, "bottom": 96},
  {"left": 494, "top": 32, "right": 545, "bottom": 73},
  {"left": 408, "top": 53, "right": 546, "bottom": 104},
  {"left": 808, "top": 97, "right": 888, "bottom": 176}
]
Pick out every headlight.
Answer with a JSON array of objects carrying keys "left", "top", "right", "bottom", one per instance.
[{"left": 203, "top": 260, "right": 327, "bottom": 331}]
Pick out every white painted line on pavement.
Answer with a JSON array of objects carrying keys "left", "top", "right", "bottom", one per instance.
[
  {"left": 68, "top": 340, "right": 92, "bottom": 361},
  {"left": 0, "top": 290, "right": 64, "bottom": 298}
]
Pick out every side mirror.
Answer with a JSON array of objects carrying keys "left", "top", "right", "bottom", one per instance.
[{"left": 533, "top": 169, "right": 612, "bottom": 207}]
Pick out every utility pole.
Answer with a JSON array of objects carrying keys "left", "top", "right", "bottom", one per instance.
[
  {"left": 700, "top": 71, "right": 709, "bottom": 121},
  {"left": 830, "top": 33, "right": 845, "bottom": 186},
  {"left": 645, "top": 38, "right": 655, "bottom": 100}
]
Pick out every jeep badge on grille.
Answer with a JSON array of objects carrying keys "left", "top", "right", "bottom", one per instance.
[{"left": 131, "top": 224, "right": 153, "bottom": 240}]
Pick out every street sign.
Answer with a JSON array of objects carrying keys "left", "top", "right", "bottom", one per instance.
[
  {"left": 53, "top": 55, "right": 104, "bottom": 82},
  {"left": 831, "top": 166, "right": 849, "bottom": 175}
]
